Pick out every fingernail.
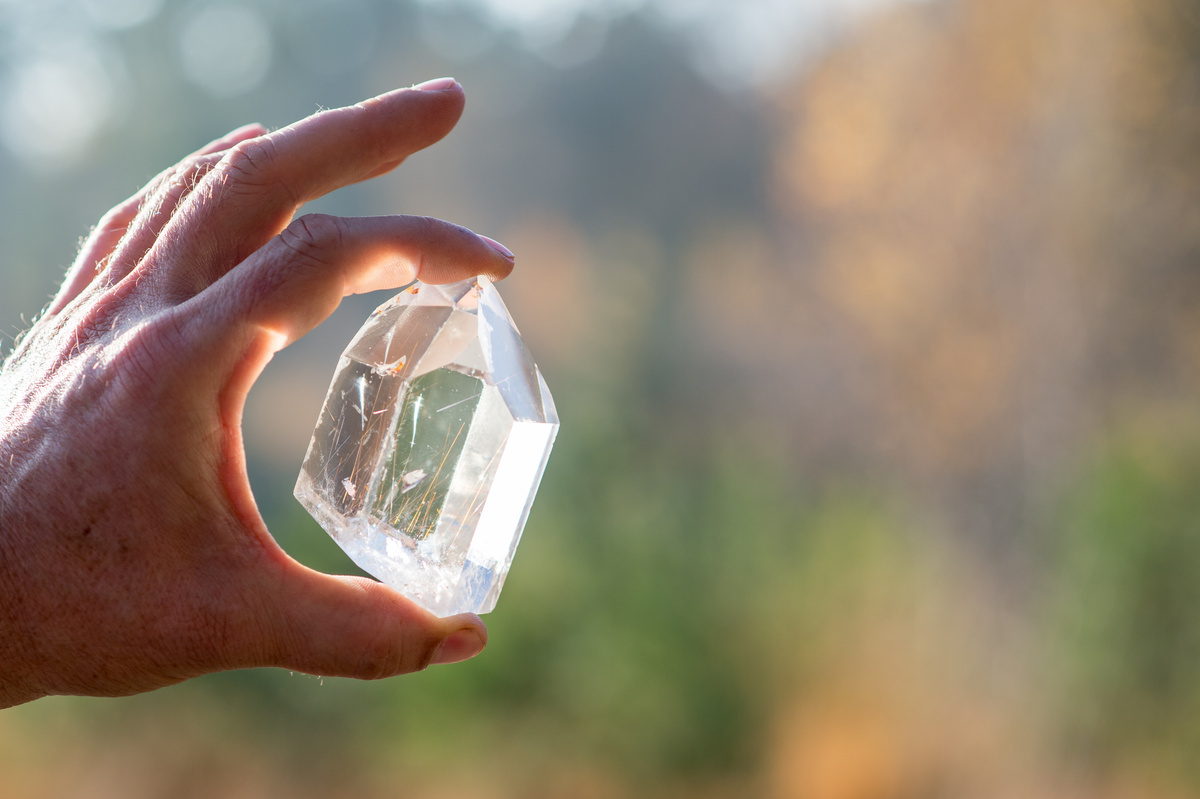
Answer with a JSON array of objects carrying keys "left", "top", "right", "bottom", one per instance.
[
  {"left": 431, "top": 628, "right": 486, "bottom": 665},
  {"left": 479, "top": 235, "right": 515, "bottom": 260},
  {"left": 231, "top": 122, "right": 265, "bottom": 136},
  {"left": 413, "top": 77, "right": 458, "bottom": 92}
]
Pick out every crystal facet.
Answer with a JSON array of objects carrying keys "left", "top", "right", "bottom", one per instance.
[{"left": 294, "top": 277, "right": 558, "bottom": 617}]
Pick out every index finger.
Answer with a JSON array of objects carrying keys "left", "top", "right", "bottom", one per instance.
[{"left": 147, "top": 79, "right": 467, "bottom": 298}]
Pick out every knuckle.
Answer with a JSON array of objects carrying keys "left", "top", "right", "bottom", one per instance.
[
  {"left": 177, "top": 152, "right": 221, "bottom": 192},
  {"left": 217, "top": 137, "right": 297, "bottom": 203},
  {"left": 357, "top": 628, "right": 412, "bottom": 680},
  {"left": 222, "top": 137, "right": 275, "bottom": 180},
  {"left": 95, "top": 206, "right": 130, "bottom": 235},
  {"left": 109, "top": 311, "right": 189, "bottom": 393},
  {"left": 408, "top": 215, "right": 443, "bottom": 259},
  {"left": 410, "top": 214, "right": 440, "bottom": 237},
  {"left": 156, "top": 156, "right": 208, "bottom": 210},
  {"left": 279, "top": 214, "right": 345, "bottom": 264},
  {"left": 353, "top": 95, "right": 385, "bottom": 113}
]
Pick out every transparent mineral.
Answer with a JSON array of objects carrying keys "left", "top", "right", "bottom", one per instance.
[{"left": 294, "top": 276, "right": 558, "bottom": 617}]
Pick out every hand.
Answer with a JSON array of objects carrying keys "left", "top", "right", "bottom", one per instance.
[{"left": 0, "top": 79, "right": 512, "bottom": 708}]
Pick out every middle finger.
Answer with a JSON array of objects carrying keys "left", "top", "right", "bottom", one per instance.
[{"left": 143, "top": 81, "right": 467, "bottom": 301}]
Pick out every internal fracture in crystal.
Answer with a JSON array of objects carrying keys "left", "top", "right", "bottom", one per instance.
[{"left": 294, "top": 277, "right": 558, "bottom": 617}]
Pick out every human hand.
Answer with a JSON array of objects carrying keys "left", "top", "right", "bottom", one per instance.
[{"left": 0, "top": 79, "right": 512, "bottom": 708}]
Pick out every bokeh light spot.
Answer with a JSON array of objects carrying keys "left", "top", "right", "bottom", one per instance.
[
  {"left": 80, "top": 0, "right": 166, "bottom": 30},
  {"left": 0, "top": 41, "right": 119, "bottom": 166},
  {"left": 178, "top": 3, "right": 273, "bottom": 98}
]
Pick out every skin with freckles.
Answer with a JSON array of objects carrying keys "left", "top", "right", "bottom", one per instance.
[{"left": 0, "top": 80, "right": 511, "bottom": 708}]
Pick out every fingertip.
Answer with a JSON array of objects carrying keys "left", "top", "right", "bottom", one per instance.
[
  {"left": 483, "top": 258, "right": 516, "bottom": 282},
  {"left": 251, "top": 569, "right": 466, "bottom": 679},
  {"left": 430, "top": 617, "right": 488, "bottom": 666},
  {"left": 368, "top": 80, "right": 464, "bottom": 111},
  {"left": 411, "top": 76, "right": 460, "bottom": 93},
  {"left": 478, "top": 235, "right": 514, "bottom": 260},
  {"left": 354, "top": 82, "right": 466, "bottom": 153},
  {"left": 477, "top": 235, "right": 516, "bottom": 281},
  {"left": 230, "top": 122, "right": 268, "bottom": 138},
  {"left": 445, "top": 612, "right": 487, "bottom": 640}
]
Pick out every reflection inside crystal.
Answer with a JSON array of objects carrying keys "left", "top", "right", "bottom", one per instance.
[{"left": 295, "top": 277, "right": 558, "bottom": 617}]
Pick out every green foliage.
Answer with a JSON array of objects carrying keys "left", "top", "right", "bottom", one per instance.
[
  {"left": 172, "top": 387, "right": 916, "bottom": 790},
  {"left": 1048, "top": 428, "right": 1200, "bottom": 781}
]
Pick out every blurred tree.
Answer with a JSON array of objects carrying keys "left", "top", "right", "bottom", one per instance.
[{"left": 5, "top": 0, "right": 1200, "bottom": 796}]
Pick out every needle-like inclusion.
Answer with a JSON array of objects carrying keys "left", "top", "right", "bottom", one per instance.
[{"left": 294, "top": 277, "right": 559, "bottom": 617}]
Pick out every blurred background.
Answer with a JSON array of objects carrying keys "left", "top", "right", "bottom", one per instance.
[{"left": 3, "top": 0, "right": 1200, "bottom": 795}]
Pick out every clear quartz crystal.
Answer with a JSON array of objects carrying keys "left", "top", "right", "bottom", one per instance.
[{"left": 294, "top": 276, "right": 558, "bottom": 617}]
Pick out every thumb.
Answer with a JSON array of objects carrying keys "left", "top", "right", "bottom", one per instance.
[{"left": 252, "top": 564, "right": 487, "bottom": 678}]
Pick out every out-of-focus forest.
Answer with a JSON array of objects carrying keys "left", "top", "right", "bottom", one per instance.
[{"left": 4, "top": 0, "right": 1200, "bottom": 796}]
